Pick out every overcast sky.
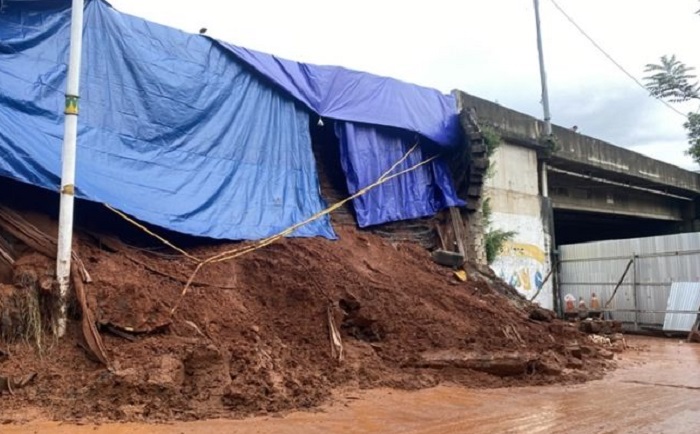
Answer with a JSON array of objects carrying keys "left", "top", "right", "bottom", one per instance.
[{"left": 109, "top": 0, "right": 700, "bottom": 170}]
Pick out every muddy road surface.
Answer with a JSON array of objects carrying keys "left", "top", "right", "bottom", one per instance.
[{"left": 3, "top": 336, "right": 699, "bottom": 433}]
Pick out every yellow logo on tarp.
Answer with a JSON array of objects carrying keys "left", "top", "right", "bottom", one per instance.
[{"left": 65, "top": 95, "right": 79, "bottom": 115}]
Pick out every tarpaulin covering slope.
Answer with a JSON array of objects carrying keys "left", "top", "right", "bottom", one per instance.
[
  {"left": 220, "top": 42, "right": 461, "bottom": 147},
  {"left": 335, "top": 122, "right": 463, "bottom": 227},
  {"left": 0, "top": 0, "right": 335, "bottom": 240}
]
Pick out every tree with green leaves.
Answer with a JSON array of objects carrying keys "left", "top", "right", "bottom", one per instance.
[{"left": 643, "top": 5, "right": 700, "bottom": 165}]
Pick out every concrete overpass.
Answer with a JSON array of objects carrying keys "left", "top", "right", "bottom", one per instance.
[{"left": 455, "top": 91, "right": 700, "bottom": 309}]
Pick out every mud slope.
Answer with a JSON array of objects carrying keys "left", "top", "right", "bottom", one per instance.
[{"left": 0, "top": 220, "right": 613, "bottom": 422}]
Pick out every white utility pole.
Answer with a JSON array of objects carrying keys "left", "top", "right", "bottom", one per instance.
[
  {"left": 533, "top": 0, "right": 552, "bottom": 137},
  {"left": 55, "top": 0, "right": 85, "bottom": 337},
  {"left": 533, "top": 0, "right": 551, "bottom": 198}
]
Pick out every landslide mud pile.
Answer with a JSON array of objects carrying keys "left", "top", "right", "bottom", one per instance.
[{"left": 0, "top": 211, "right": 615, "bottom": 422}]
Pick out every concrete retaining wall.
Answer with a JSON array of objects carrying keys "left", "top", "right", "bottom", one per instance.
[{"left": 486, "top": 143, "right": 553, "bottom": 309}]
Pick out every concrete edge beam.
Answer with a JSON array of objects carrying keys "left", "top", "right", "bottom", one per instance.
[{"left": 454, "top": 91, "right": 700, "bottom": 196}]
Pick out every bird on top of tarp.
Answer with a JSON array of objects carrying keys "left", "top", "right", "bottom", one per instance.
[{"left": 199, "top": 28, "right": 207, "bottom": 35}]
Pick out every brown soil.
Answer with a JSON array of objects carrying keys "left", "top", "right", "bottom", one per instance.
[{"left": 0, "top": 215, "right": 614, "bottom": 422}]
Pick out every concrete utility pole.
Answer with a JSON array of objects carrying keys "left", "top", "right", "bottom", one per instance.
[
  {"left": 533, "top": 0, "right": 555, "bottom": 314},
  {"left": 56, "top": 0, "right": 85, "bottom": 337},
  {"left": 533, "top": 0, "right": 551, "bottom": 198},
  {"left": 533, "top": 0, "right": 552, "bottom": 137}
]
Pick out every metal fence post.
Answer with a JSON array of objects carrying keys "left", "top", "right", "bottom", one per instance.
[{"left": 632, "top": 254, "right": 639, "bottom": 331}]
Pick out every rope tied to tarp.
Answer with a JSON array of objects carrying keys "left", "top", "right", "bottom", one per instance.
[{"left": 104, "top": 141, "right": 439, "bottom": 316}]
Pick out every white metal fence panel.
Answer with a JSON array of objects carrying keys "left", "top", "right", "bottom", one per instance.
[
  {"left": 559, "top": 232, "right": 700, "bottom": 330},
  {"left": 663, "top": 282, "right": 700, "bottom": 332}
]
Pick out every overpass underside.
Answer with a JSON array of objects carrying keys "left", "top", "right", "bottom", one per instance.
[
  {"left": 547, "top": 162, "right": 694, "bottom": 246},
  {"left": 553, "top": 209, "right": 680, "bottom": 245}
]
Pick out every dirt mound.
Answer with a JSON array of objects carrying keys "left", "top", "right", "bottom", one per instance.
[{"left": 1, "top": 219, "right": 614, "bottom": 421}]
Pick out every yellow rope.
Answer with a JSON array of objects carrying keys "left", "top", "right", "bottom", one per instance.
[
  {"left": 206, "top": 154, "right": 436, "bottom": 265},
  {"left": 187, "top": 142, "right": 422, "bottom": 266},
  {"left": 104, "top": 203, "right": 202, "bottom": 262},
  {"left": 104, "top": 143, "right": 441, "bottom": 316},
  {"left": 167, "top": 153, "right": 440, "bottom": 315},
  {"left": 213, "top": 154, "right": 439, "bottom": 264},
  {"left": 379, "top": 141, "right": 418, "bottom": 182}
]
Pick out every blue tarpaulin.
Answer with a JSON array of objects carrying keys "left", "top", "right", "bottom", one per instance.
[
  {"left": 335, "top": 122, "right": 464, "bottom": 227},
  {"left": 0, "top": 0, "right": 463, "bottom": 240},
  {"left": 0, "top": 0, "right": 335, "bottom": 240},
  {"left": 220, "top": 43, "right": 461, "bottom": 147}
]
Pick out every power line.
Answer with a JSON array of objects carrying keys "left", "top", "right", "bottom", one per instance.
[{"left": 548, "top": 0, "right": 688, "bottom": 119}]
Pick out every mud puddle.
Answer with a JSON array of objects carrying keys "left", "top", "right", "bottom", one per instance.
[{"left": 3, "top": 336, "right": 699, "bottom": 433}]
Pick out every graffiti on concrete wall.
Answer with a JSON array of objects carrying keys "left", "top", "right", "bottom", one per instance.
[
  {"left": 492, "top": 242, "right": 545, "bottom": 295},
  {"left": 485, "top": 202, "right": 552, "bottom": 308}
]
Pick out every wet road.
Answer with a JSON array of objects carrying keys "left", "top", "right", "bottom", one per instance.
[{"left": 4, "top": 336, "right": 700, "bottom": 433}]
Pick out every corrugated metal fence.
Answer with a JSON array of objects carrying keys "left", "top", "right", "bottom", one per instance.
[
  {"left": 558, "top": 232, "right": 700, "bottom": 330},
  {"left": 663, "top": 282, "right": 700, "bottom": 332}
]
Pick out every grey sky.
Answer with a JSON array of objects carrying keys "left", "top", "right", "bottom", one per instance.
[{"left": 109, "top": 0, "right": 700, "bottom": 169}]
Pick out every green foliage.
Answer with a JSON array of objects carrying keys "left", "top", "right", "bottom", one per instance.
[
  {"left": 644, "top": 55, "right": 700, "bottom": 103},
  {"left": 481, "top": 198, "right": 516, "bottom": 264},
  {"left": 643, "top": 5, "right": 700, "bottom": 166},
  {"left": 644, "top": 54, "right": 700, "bottom": 165},
  {"left": 539, "top": 133, "right": 560, "bottom": 157},
  {"left": 478, "top": 128, "right": 516, "bottom": 264},
  {"left": 485, "top": 229, "right": 516, "bottom": 264},
  {"left": 482, "top": 196, "right": 493, "bottom": 221},
  {"left": 684, "top": 112, "right": 700, "bottom": 163},
  {"left": 480, "top": 124, "right": 502, "bottom": 157}
]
